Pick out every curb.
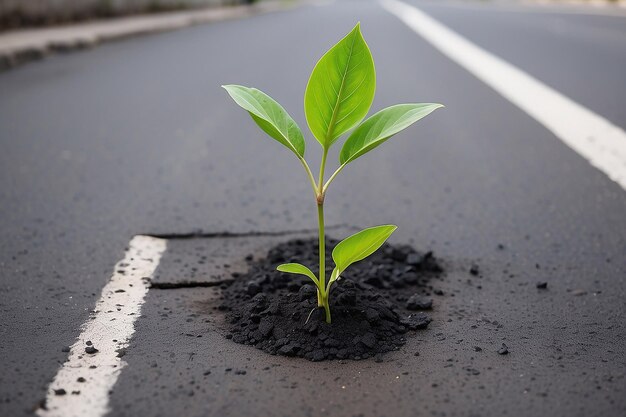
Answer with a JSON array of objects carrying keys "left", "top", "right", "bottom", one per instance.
[{"left": 0, "top": 0, "right": 303, "bottom": 72}]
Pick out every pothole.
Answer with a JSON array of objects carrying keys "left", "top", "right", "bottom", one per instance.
[{"left": 216, "top": 237, "right": 445, "bottom": 361}]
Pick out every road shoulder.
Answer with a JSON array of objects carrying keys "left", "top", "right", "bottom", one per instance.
[{"left": 0, "top": 0, "right": 307, "bottom": 72}]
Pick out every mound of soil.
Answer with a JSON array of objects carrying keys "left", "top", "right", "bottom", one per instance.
[{"left": 218, "top": 237, "right": 444, "bottom": 361}]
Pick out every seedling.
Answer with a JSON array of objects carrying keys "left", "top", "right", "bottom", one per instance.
[{"left": 223, "top": 23, "right": 442, "bottom": 324}]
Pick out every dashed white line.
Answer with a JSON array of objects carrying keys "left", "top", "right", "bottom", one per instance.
[
  {"left": 381, "top": 0, "right": 626, "bottom": 191},
  {"left": 37, "top": 235, "right": 167, "bottom": 417}
]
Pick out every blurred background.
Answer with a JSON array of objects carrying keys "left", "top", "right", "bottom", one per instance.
[
  {"left": 0, "top": 0, "right": 257, "bottom": 30},
  {"left": 2, "top": 0, "right": 622, "bottom": 31}
]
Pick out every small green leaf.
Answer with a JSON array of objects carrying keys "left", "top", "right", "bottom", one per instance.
[
  {"left": 304, "top": 22, "right": 376, "bottom": 148},
  {"left": 327, "top": 267, "right": 340, "bottom": 292},
  {"left": 277, "top": 263, "right": 320, "bottom": 287},
  {"left": 340, "top": 103, "right": 443, "bottom": 165},
  {"left": 222, "top": 85, "right": 305, "bottom": 157},
  {"left": 332, "top": 225, "right": 397, "bottom": 276}
]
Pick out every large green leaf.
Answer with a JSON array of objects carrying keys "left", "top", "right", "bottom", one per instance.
[
  {"left": 332, "top": 225, "right": 397, "bottom": 276},
  {"left": 223, "top": 85, "right": 305, "bottom": 157},
  {"left": 277, "top": 263, "right": 320, "bottom": 287},
  {"left": 304, "top": 22, "right": 376, "bottom": 148},
  {"left": 340, "top": 103, "right": 443, "bottom": 165}
]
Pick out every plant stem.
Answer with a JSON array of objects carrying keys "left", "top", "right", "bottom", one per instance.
[
  {"left": 323, "top": 163, "right": 346, "bottom": 193},
  {"left": 322, "top": 294, "right": 331, "bottom": 323},
  {"left": 317, "top": 203, "right": 331, "bottom": 323},
  {"left": 318, "top": 149, "right": 328, "bottom": 189},
  {"left": 299, "top": 157, "right": 318, "bottom": 197},
  {"left": 317, "top": 202, "right": 325, "bottom": 309},
  {"left": 317, "top": 148, "right": 331, "bottom": 323}
]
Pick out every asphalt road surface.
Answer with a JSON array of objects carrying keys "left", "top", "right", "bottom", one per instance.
[{"left": 1, "top": 0, "right": 625, "bottom": 416}]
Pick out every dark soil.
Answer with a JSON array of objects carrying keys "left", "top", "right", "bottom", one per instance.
[{"left": 217, "top": 237, "right": 444, "bottom": 361}]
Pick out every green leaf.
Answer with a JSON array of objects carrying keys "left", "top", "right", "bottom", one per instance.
[
  {"left": 304, "top": 22, "right": 376, "bottom": 148},
  {"left": 277, "top": 263, "right": 320, "bottom": 287},
  {"left": 222, "top": 85, "right": 305, "bottom": 157},
  {"left": 327, "top": 267, "right": 340, "bottom": 292},
  {"left": 340, "top": 103, "right": 443, "bottom": 165},
  {"left": 332, "top": 225, "right": 397, "bottom": 276}
]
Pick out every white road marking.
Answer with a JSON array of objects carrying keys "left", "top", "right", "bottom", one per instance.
[
  {"left": 381, "top": 0, "right": 626, "bottom": 191},
  {"left": 37, "top": 235, "right": 167, "bottom": 417}
]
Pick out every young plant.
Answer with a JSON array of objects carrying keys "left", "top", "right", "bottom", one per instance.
[{"left": 223, "top": 23, "right": 442, "bottom": 324}]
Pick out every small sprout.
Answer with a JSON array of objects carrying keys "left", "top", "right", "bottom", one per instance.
[{"left": 223, "top": 23, "right": 442, "bottom": 324}]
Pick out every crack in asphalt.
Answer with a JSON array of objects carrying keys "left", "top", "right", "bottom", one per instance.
[
  {"left": 144, "top": 224, "right": 353, "bottom": 240},
  {"left": 150, "top": 280, "right": 234, "bottom": 290},
  {"left": 147, "top": 226, "right": 354, "bottom": 289}
]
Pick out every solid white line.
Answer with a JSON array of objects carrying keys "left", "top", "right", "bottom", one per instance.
[
  {"left": 37, "top": 235, "right": 167, "bottom": 417},
  {"left": 381, "top": 0, "right": 626, "bottom": 191}
]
